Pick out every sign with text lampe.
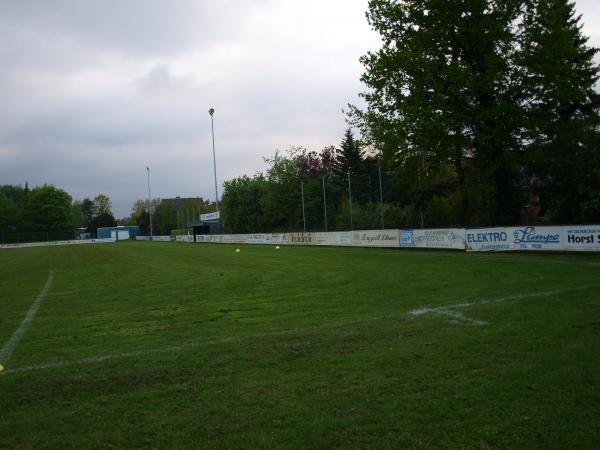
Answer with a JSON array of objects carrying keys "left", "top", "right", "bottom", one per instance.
[{"left": 466, "top": 226, "right": 564, "bottom": 252}]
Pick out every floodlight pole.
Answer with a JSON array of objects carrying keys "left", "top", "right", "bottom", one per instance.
[
  {"left": 322, "top": 175, "right": 328, "bottom": 232},
  {"left": 379, "top": 165, "right": 384, "bottom": 230},
  {"left": 348, "top": 168, "right": 353, "bottom": 230},
  {"left": 208, "top": 108, "right": 220, "bottom": 232},
  {"left": 301, "top": 180, "right": 306, "bottom": 233},
  {"left": 146, "top": 167, "right": 153, "bottom": 237}
]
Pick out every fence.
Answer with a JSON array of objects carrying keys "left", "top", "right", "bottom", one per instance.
[
  {"left": 136, "top": 225, "right": 600, "bottom": 252},
  {"left": 0, "top": 238, "right": 116, "bottom": 249},
  {"left": 0, "top": 230, "right": 95, "bottom": 245}
]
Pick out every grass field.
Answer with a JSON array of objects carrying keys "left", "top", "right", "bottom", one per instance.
[{"left": 0, "top": 241, "right": 599, "bottom": 449}]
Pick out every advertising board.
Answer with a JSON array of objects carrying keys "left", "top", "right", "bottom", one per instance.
[
  {"left": 311, "top": 232, "right": 341, "bottom": 246},
  {"left": 246, "top": 234, "right": 273, "bottom": 244},
  {"left": 0, "top": 238, "right": 115, "bottom": 249},
  {"left": 349, "top": 230, "right": 400, "bottom": 248},
  {"left": 271, "top": 234, "right": 288, "bottom": 245},
  {"left": 466, "top": 226, "right": 564, "bottom": 252},
  {"left": 401, "top": 229, "right": 465, "bottom": 250},
  {"left": 287, "top": 232, "right": 314, "bottom": 245},
  {"left": 562, "top": 225, "right": 600, "bottom": 251},
  {"left": 200, "top": 211, "right": 220, "bottom": 221}
]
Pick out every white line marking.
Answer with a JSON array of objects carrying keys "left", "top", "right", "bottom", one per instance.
[
  {"left": 408, "top": 284, "right": 600, "bottom": 325},
  {"left": 4, "top": 319, "right": 369, "bottom": 375},
  {"left": 0, "top": 271, "right": 54, "bottom": 366},
  {"left": 432, "top": 310, "right": 489, "bottom": 326},
  {"left": 2, "top": 283, "right": 598, "bottom": 376}
]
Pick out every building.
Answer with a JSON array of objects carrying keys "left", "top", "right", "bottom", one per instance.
[{"left": 97, "top": 225, "right": 140, "bottom": 240}]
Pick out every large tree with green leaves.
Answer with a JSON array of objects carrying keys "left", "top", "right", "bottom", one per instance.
[
  {"left": 519, "top": 0, "right": 600, "bottom": 222},
  {"left": 352, "top": 0, "right": 599, "bottom": 226},
  {"left": 92, "top": 194, "right": 113, "bottom": 217},
  {"left": 351, "top": 0, "right": 526, "bottom": 226},
  {"left": 19, "top": 185, "right": 74, "bottom": 231}
]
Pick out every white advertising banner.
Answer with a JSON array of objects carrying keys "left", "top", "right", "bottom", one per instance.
[
  {"left": 311, "top": 232, "right": 341, "bottom": 246},
  {"left": 340, "top": 232, "right": 351, "bottom": 246},
  {"left": 246, "top": 234, "right": 273, "bottom": 244},
  {"left": 562, "top": 225, "right": 600, "bottom": 251},
  {"left": 1, "top": 238, "right": 115, "bottom": 249},
  {"left": 175, "top": 235, "right": 193, "bottom": 242},
  {"left": 287, "top": 232, "right": 315, "bottom": 245},
  {"left": 349, "top": 230, "right": 400, "bottom": 248},
  {"left": 401, "top": 229, "right": 465, "bottom": 250},
  {"left": 271, "top": 233, "right": 288, "bottom": 245},
  {"left": 200, "top": 211, "right": 220, "bottom": 221},
  {"left": 466, "top": 226, "right": 564, "bottom": 252},
  {"left": 150, "top": 236, "right": 172, "bottom": 242}
]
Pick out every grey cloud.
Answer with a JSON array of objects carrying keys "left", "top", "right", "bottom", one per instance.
[
  {"left": 0, "top": 0, "right": 274, "bottom": 57},
  {"left": 0, "top": 0, "right": 597, "bottom": 218}
]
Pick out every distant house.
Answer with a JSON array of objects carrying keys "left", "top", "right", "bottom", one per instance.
[{"left": 97, "top": 225, "right": 140, "bottom": 240}]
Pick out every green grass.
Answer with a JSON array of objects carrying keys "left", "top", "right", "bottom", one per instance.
[{"left": 0, "top": 241, "right": 599, "bottom": 449}]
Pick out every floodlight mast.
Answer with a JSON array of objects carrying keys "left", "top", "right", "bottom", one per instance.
[
  {"left": 209, "top": 108, "right": 220, "bottom": 217},
  {"left": 146, "top": 167, "right": 153, "bottom": 237}
]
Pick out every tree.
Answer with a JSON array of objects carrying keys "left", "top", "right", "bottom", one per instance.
[
  {"left": 71, "top": 200, "right": 85, "bottom": 228},
  {"left": 0, "top": 191, "right": 13, "bottom": 233},
  {"left": 88, "top": 212, "right": 117, "bottom": 233},
  {"left": 519, "top": 0, "right": 600, "bottom": 222},
  {"left": 153, "top": 201, "right": 178, "bottom": 235},
  {"left": 351, "top": 0, "right": 524, "bottom": 226},
  {"left": 81, "top": 198, "right": 94, "bottom": 226},
  {"left": 332, "top": 128, "right": 373, "bottom": 206},
  {"left": 92, "top": 194, "right": 113, "bottom": 217},
  {"left": 221, "top": 175, "right": 268, "bottom": 233},
  {"left": 333, "top": 129, "right": 363, "bottom": 178},
  {"left": 19, "top": 185, "right": 74, "bottom": 231},
  {"left": 259, "top": 150, "right": 305, "bottom": 231}
]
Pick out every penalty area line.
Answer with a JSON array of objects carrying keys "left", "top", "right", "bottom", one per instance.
[
  {"left": 408, "top": 283, "right": 600, "bottom": 325},
  {"left": 3, "top": 283, "right": 599, "bottom": 376},
  {"left": 0, "top": 271, "right": 54, "bottom": 370},
  {"left": 3, "top": 314, "right": 402, "bottom": 376}
]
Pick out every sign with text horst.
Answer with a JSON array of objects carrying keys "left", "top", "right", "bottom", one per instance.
[{"left": 563, "top": 225, "right": 600, "bottom": 251}]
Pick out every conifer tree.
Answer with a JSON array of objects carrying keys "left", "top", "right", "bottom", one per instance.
[
  {"left": 351, "top": 0, "right": 525, "bottom": 225},
  {"left": 519, "top": 0, "right": 600, "bottom": 222}
]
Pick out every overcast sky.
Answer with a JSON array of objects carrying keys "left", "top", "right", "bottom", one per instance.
[{"left": 1, "top": 1, "right": 598, "bottom": 217}]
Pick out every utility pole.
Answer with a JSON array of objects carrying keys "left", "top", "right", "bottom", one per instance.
[{"left": 146, "top": 167, "right": 153, "bottom": 237}]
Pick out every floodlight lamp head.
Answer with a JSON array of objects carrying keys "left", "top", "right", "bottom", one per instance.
[{"left": 209, "top": 108, "right": 215, "bottom": 116}]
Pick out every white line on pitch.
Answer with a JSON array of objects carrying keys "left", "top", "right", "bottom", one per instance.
[
  {"left": 4, "top": 312, "right": 407, "bottom": 375},
  {"left": 2, "top": 283, "right": 599, "bottom": 376},
  {"left": 0, "top": 271, "right": 54, "bottom": 367},
  {"left": 408, "top": 283, "right": 600, "bottom": 325}
]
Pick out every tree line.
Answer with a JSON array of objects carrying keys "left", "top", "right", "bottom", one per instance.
[
  {"left": 348, "top": 0, "right": 599, "bottom": 226},
  {"left": 221, "top": 0, "right": 599, "bottom": 232},
  {"left": 221, "top": 133, "right": 392, "bottom": 232},
  {"left": 0, "top": 184, "right": 117, "bottom": 236},
  {"left": 0, "top": 182, "right": 217, "bottom": 238},
  {"left": 126, "top": 197, "right": 215, "bottom": 235},
  {"left": 3, "top": 1, "right": 597, "bottom": 237}
]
